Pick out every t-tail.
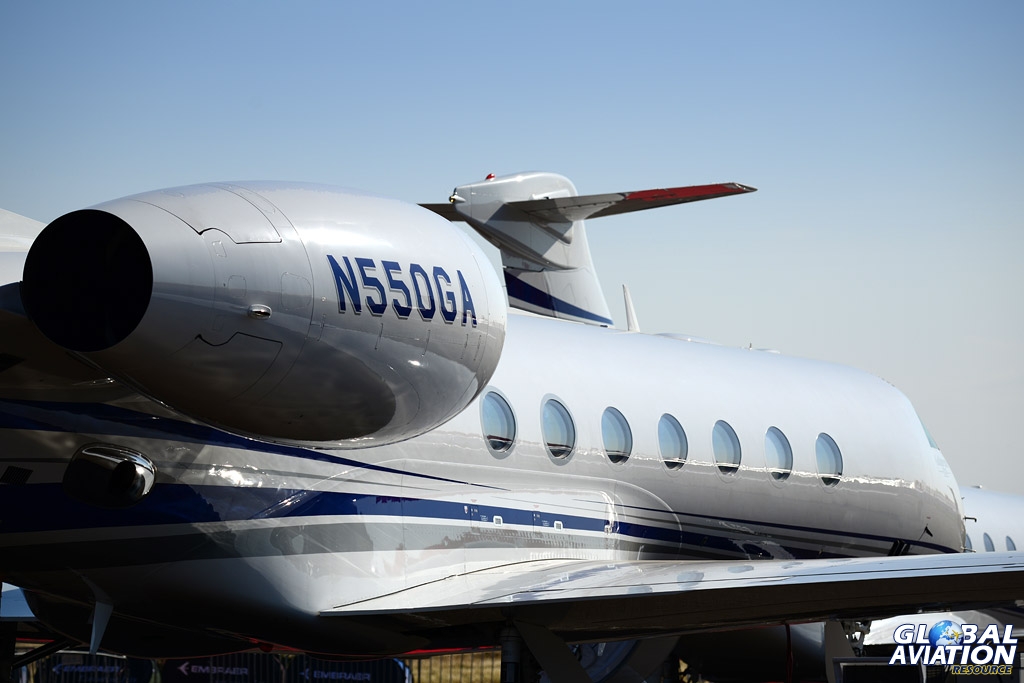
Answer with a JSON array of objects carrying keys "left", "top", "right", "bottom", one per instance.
[{"left": 422, "top": 171, "right": 755, "bottom": 326}]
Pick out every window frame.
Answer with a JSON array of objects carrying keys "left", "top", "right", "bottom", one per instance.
[
  {"left": 479, "top": 389, "right": 517, "bottom": 457},
  {"left": 658, "top": 413, "right": 688, "bottom": 471},
  {"left": 601, "top": 407, "right": 633, "bottom": 465},
  {"left": 540, "top": 396, "right": 577, "bottom": 462},
  {"left": 815, "top": 432, "right": 843, "bottom": 487},
  {"left": 712, "top": 420, "right": 742, "bottom": 475},
  {"left": 764, "top": 426, "right": 793, "bottom": 482}
]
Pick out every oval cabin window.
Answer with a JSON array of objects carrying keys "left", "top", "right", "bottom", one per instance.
[
  {"left": 713, "top": 420, "right": 741, "bottom": 474},
  {"left": 658, "top": 414, "right": 687, "bottom": 470},
  {"left": 542, "top": 399, "right": 575, "bottom": 459},
  {"left": 815, "top": 433, "right": 843, "bottom": 487},
  {"left": 481, "top": 391, "right": 515, "bottom": 454},
  {"left": 764, "top": 427, "right": 793, "bottom": 481},
  {"left": 601, "top": 407, "right": 632, "bottom": 464}
]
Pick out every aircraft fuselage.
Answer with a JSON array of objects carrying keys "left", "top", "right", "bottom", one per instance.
[{"left": 0, "top": 311, "right": 964, "bottom": 656}]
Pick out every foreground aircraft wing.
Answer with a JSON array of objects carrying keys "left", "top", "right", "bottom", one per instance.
[{"left": 324, "top": 552, "right": 1024, "bottom": 642}]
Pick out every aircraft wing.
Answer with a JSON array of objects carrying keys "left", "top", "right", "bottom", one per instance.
[{"left": 323, "top": 552, "right": 1024, "bottom": 643}]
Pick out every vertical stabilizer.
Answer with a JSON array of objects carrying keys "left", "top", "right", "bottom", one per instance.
[
  {"left": 420, "top": 172, "right": 755, "bottom": 327},
  {"left": 448, "top": 172, "right": 614, "bottom": 326}
]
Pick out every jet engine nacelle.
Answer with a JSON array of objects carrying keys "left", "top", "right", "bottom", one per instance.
[{"left": 21, "top": 182, "right": 507, "bottom": 446}]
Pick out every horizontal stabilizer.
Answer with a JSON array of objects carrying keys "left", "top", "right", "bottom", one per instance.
[
  {"left": 508, "top": 182, "right": 756, "bottom": 224},
  {"left": 421, "top": 182, "right": 755, "bottom": 225},
  {"left": 420, "top": 202, "right": 462, "bottom": 222}
]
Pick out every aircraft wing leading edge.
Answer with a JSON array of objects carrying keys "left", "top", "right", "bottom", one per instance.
[{"left": 324, "top": 552, "right": 1024, "bottom": 642}]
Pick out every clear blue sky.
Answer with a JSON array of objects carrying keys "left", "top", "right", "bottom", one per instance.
[{"left": 2, "top": 2, "right": 1022, "bottom": 493}]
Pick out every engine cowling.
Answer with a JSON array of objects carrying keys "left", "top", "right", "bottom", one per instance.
[{"left": 21, "top": 182, "right": 507, "bottom": 447}]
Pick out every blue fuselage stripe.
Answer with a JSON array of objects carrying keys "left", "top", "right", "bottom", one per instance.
[
  {"left": 504, "top": 273, "right": 615, "bottom": 325},
  {"left": 0, "top": 484, "right": 607, "bottom": 536}
]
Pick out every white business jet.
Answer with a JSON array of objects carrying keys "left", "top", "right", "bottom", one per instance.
[{"left": 0, "top": 173, "right": 1020, "bottom": 683}]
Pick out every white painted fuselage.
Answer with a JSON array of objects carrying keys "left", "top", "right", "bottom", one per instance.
[{"left": 0, "top": 309, "right": 964, "bottom": 655}]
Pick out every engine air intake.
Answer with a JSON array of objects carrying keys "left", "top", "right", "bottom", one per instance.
[{"left": 22, "top": 209, "right": 153, "bottom": 353}]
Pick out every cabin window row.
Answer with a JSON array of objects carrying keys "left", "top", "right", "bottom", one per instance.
[
  {"left": 965, "top": 533, "right": 1017, "bottom": 553},
  {"left": 481, "top": 391, "right": 843, "bottom": 486}
]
